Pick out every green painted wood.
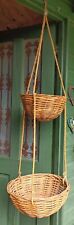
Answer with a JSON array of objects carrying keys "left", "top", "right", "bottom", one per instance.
[
  {"left": 50, "top": 21, "right": 68, "bottom": 225},
  {"left": 61, "top": 21, "right": 74, "bottom": 225},
  {"left": 36, "top": 26, "right": 56, "bottom": 225},
  {"left": 0, "top": 21, "right": 69, "bottom": 225},
  {"left": 57, "top": 20, "right": 71, "bottom": 225},
  {"left": 20, "top": 214, "right": 36, "bottom": 225},
  {"left": 37, "top": 218, "right": 50, "bottom": 225},
  {"left": 0, "top": 175, "right": 9, "bottom": 225},
  {"left": 17, "top": 0, "right": 74, "bottom": 20},
  {"left": 0, "top": 24, "right": 56, "bottom": 225},
  {"left": 39, "top": 26, "right": 55, "bottom": 175}
]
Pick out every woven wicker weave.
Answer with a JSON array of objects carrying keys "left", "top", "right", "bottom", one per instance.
[
  {"left": 7, "top": 173, "right": 70, "bottom": 218},
  {"left": 21, "top": 94, "right": 66, "bottom": 121}
]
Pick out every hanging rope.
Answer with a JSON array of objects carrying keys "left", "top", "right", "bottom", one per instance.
[
  {"left": 31, "top": 0, "right": 67, "bottom": 185},
  {"left": 45, "top": 17, "right": 66, "bottom": 97},
  {"left": 63, "top": 104, "right": 67, "bottom": 180},
  {"left": 26, "top": 0, "right": 48, "bottom": 94},
  {"left": 27, "top": 0, "right": 67, "bottom": 186},
  {"left": 19, "top": 0, "right": 67, "bottom": 189},
  {"left": 26, "top": 15, "right": 46, "bottom": 94},
  {"left": 32, "top": 94, "right": 36, "bottom": 175},
  {"left": 32, "top": 93, "right": 36, "bottom": 203},
  {"left": 33, "top": 16, "right": 46, "bottom": 93},
  {"left": 18, "top": 111, "right": 25, "bottom": 177}
]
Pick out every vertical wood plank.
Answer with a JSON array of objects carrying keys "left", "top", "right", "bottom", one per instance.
[
  {"left": 62, "top": 20, "right": 74, "bottom": 225},
  {"left": 51, "top": 20, "right": 69, "bottom": 225},
  {"left": 0, "top": 175, "right": 9, "bottom": 225},
  {"left": 37, "top": 26, "right": 56, "bottom": 225},
  {"left": 39, "top": 26, "right": 55, "bottom": 173}
]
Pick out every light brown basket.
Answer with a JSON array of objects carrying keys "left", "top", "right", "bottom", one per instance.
[
  {"left": 7, "top": 104, "right": 70, "bottom": 218},
  {"left": 7, "top": 173, "right": 70, "bottom": 218},
  {"left": 21, "top": 3, "right": 67, "bottom": 122},
  {"left": 21, "top": 94, "right": 66, "bottom": 121}
]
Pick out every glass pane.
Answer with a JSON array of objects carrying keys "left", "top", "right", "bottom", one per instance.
[
  {"left": 0, "top": 42, "right": 13, "bottom": 155},
  {"left": 23, "top": 39, "right": 41, "bottom": 159}
]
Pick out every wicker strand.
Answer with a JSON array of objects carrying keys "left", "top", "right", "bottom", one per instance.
[
  {"left": 45, "top": 16, "right": 66, "bottom": 97},
  {"left": 18, "top": 111, "right": 25, "bottom": 177}
]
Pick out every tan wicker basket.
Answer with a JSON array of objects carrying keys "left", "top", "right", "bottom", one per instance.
[
  {"left": 7, "top": 103, "right": 70, "bottom": 218},
  {"left": 7, "top": 173, "right": 70, "bottom": 218},
  {"left": 20, "top": 4, "right": 67, "bottom": 122},
  {"left": 21, "top": 94, "right": 66, "bottom": 121}
]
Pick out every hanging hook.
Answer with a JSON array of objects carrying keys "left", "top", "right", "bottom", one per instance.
[{"left": 44, "top": 0, "right": 48, "bottom": 16}]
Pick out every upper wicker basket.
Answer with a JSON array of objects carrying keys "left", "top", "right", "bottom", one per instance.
[
  {"left": 21, "top": 94, "right": 66, "bottom": 121},
  {"left": 21, "top": 1, "right": 66, "bottom": 122}
]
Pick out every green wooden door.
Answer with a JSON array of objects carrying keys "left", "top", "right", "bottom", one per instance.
[
  {"left": 61, "top": 21, "right": 74, "bottom": 225},
  {"left": 0, "top": 25, "right": 57, "bottom": 225}
]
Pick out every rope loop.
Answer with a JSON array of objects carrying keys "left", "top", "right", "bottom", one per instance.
[{"left": 44, "top": 0, "right": 48, "bottom": 16}]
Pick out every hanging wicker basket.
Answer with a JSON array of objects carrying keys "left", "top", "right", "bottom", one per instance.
[
  {"left": 21, "top": 6, "right": 67, "bottom": 122},
  {"left": 7, "top": 102, "right": 70, "bottom": 218},
  {"left": 21, "top": 94, "right": 66, "bottom": 121},
  {"left": 7, "top": 173, "right": 70, "bottom": 218}
]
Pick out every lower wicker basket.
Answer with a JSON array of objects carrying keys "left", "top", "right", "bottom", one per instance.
[
  {"left": 7, "top": 173, "right": 70, "bottom": 218},
  {"left": 21, "top": 94, "right": 66, "bottom": 121}
]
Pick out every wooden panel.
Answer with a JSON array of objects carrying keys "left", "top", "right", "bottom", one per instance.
[
  {"left": 0, "top": 25, "right": 57, "bottom": 225},
  {"left": 0, "top": 175, "right": 9, "bottom": 225},
  {"left": 62, "top": 21, "right": 74, "bottom": 225},
  {"left": 0, "top": 0, "right": 42, "bottom": 31},
  {"left": 18, "top": 0, "right": 74, "bottom": 20},
  {"left": 20, "top": 214, "right": 36, "bottom": 225}
]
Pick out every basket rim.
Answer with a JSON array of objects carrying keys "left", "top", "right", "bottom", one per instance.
[
  {"left": 21, "top": 94, "right": 66, "bottom": 98},
  {"left": 7, "top": 173, "right": 70, "bottom": 202}
]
